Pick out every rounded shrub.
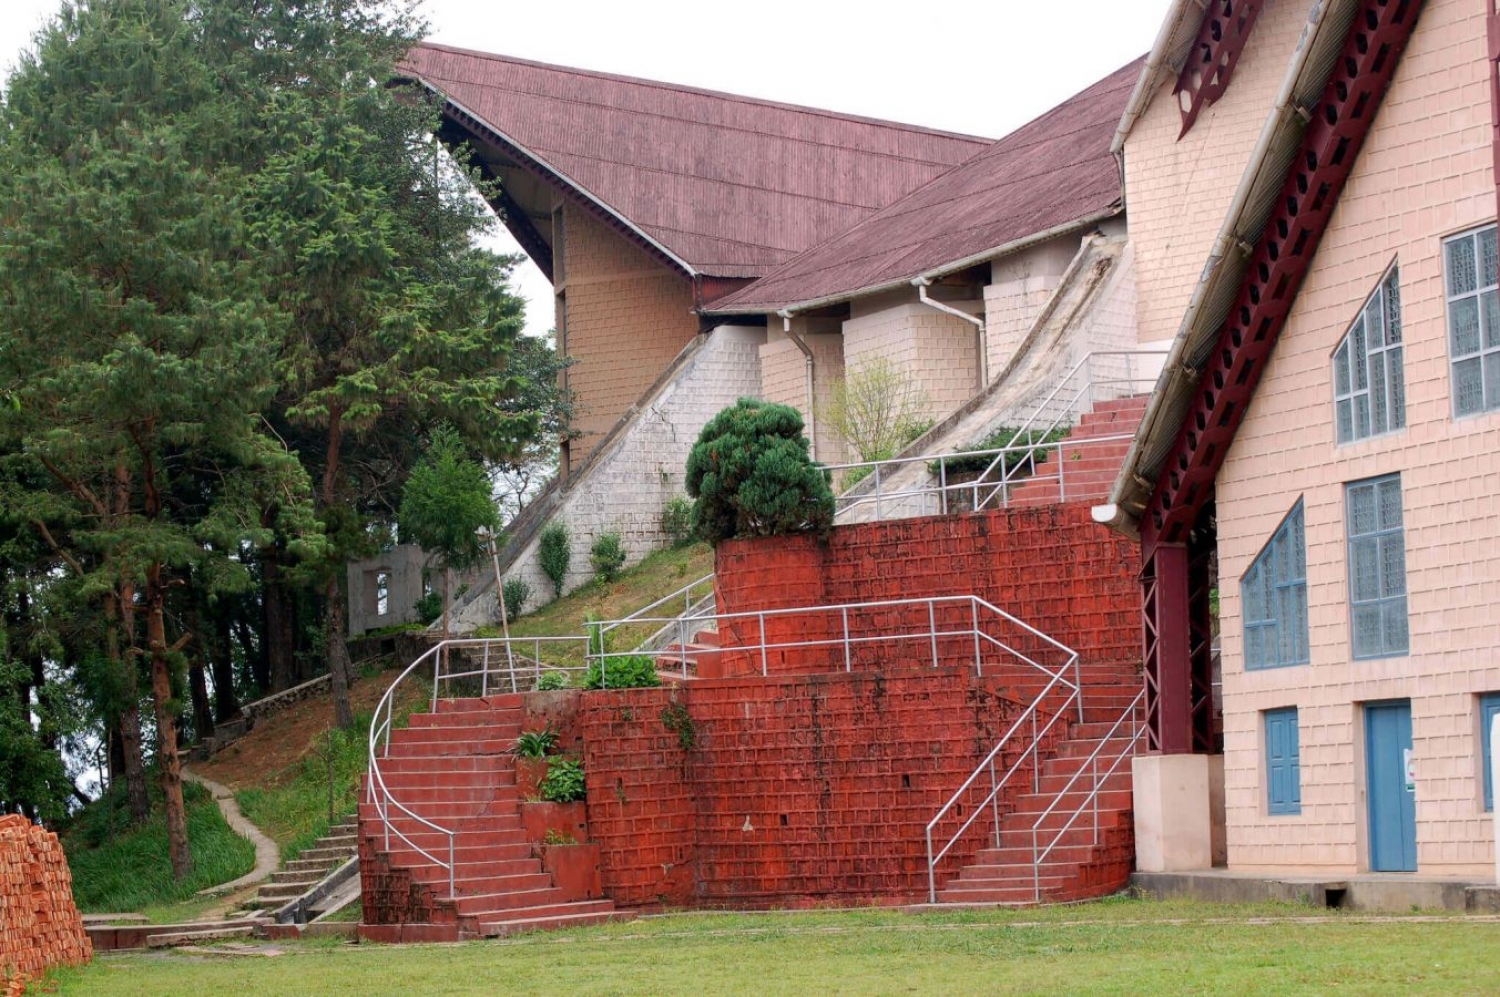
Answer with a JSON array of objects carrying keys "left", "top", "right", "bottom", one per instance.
[
  {"left": 501, "top": 577, "right": 531, "bottom": 620},
  {"left": 684, "top": 398, "right": 834, "bottom": 546},
  {"left": 589, "top": 532, "right": 626, "bottom": 583}
]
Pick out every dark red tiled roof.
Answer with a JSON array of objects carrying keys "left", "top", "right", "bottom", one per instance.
[
  {"left": 402, "top": 44, "right": 994, "bottom": 279},
  {"left": 707, "top": 57, "right": 1144, "bottom": 313}
]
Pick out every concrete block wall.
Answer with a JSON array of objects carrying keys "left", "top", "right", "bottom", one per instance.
[
  {"left": 560, "top": 204, "right": 700, "bottom": 461},
  {"left": 759, "top": 326, "right": 846, "bottom": 465},
  {"left": 1205, "top": 0, "right": 1500, "bottom": 875},
  {"left": 453, "top": 324, "right": 764, "bottom": 629},
  {"left": 842, "top": 299, "right": 979, "bottom": 426},
  {"left": 984, "top": 236, "right": 1077, "bottom": 367}
]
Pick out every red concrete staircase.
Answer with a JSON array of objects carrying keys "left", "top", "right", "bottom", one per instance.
[
  {"left": 358, "top": 694, "right": 631, "bottom": 941},
  {"left": 1004, "top": 394, "right": 1149, "bottom": 508},
  {"left": 936, "top": 717, "right": 1138, "bottom": 905}
]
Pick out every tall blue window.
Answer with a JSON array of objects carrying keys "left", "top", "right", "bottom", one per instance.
[
  {"left": 1346, "top": 475, "right": 1408, "bottom": 659},
  {"left": 1265, "top": 708, "right": 1302, "bottom": 816},
  {"left": 1334, "top": 265, "right": 1405, "bottom": 443},
  {"left": 1242, "top": 500, "right": 1308, "bottom": 670},
  {"left": 1482, "top": 694, "right": 1500, "bottom": 812}
]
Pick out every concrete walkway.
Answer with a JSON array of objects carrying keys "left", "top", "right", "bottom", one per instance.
[{"left": 181, "top": 767, "right": 281, "bottom": 896}]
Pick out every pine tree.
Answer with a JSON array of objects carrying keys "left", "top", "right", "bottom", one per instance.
[{"left": 0, "top": 0, "right": 320, "bottom": 876}]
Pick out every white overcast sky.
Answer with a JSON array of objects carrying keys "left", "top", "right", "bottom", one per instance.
[{"left": 0, "top": 0, "right": 1168, "bottom": 336}]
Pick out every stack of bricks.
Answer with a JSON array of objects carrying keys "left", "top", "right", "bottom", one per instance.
[{"left": 0, "top": 814, "right": 92, "bottom": 984}]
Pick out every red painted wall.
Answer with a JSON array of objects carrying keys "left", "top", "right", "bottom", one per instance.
[{"left": 579, "top": 668, "right": 1062, "bottom": 906}]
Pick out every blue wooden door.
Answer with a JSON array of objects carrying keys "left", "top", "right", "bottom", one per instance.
[{"left": 1365, "top": 701, "right": 1416, "bottom": 872}]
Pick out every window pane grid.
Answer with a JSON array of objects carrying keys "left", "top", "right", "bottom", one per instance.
[
  {"left": 1446, "top": 226, "right": 1500, "bottom": 415},
  {"left": 1335, "top": 267, "right": 1405, "bottom": 442},
  {"left": 1243, "top": 502, "right": 1309, "bottom": 670},
  {"left": 1347, "top": 475, "right": 1409, "bottom": 659}
]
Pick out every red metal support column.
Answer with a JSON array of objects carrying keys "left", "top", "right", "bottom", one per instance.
[{"left": 1142, "top": 544, "right": 1194, "bottom": 754}]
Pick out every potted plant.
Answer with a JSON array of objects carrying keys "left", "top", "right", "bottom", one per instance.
[
  {"left": 512, "top": 726, "right": 559, "bottom": 799},
  {"left": 521, "top": 757, "right": 588, "bottom": 841}
]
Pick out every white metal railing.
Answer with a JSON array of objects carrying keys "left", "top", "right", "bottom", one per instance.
[
  {"left": 924, "top": 688, "right": 1145, "bottom": 904},
  {"left": 598, "top": 573, "right": 716, "bottom": 655},
  {"left": 832, "top": 350, "right": 1166, "bottom": 520},
  {"left": 1025, "top": 690, "right": 1146, "bottom": 902},
  {"left": 365, "top": 635, "right": 591, "bottom": 897},
  {"left": 589, "top": 593, "right": 1080, "bottom": 690}
]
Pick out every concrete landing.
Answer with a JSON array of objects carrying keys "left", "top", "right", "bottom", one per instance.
[{"left": 1133, "top": 868, "right": 1500, "bottom": 913}]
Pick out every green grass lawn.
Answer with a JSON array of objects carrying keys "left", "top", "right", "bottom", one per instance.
[
  {"left": 53, "top": 898, "right": 1500, "bottom": 996},
  {"left": 63, "top": 781, "right": 255, "bottom": 914}
]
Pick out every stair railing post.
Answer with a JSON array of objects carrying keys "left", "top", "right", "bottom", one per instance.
[
  {"left": 971, "top": 599, "right": 982, "bottom": 676},
  {"left": 506, "top": 641, "right": 518, "bottom": 695},
  {"left": 449, "top": 832, "right": 455, "bottom": 899},
  {"left": 842, "top": 606, "right": 852, "bottom": 672},
  {"left": 1092, "top": 752, "right": 1100, "bottom": 846},
  {"left": 874, "top": 464, "right": 884, "bottom": 520},
  {"left": 431, "top": 648, "right": 439, "bottom": 714},
  {"left": 1031, "top": 708, "right": 1039, "bottom": 794},
  {"left": 926, "top": 826, "right": 937, "bottom": 904},
  {"left": 989, "top": 756, "right": 1000, "bottom": 849},
  {"left": 481, "top": 642, "right": 490, "bottom": 698},
  {"left": 928, "top": 600, "right": 939, "bottom": 669},
  {"left": 938, "top": 457, "right": 949, "bottom": 516},
  {"left": 759, "top": 612, "right": 769, "bottom": 676},
  {"left": 679, "top": 616, "right": 689, "bottom": 680}
]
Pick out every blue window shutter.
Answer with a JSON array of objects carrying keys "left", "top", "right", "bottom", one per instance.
[
  {"left": 1267, "top": 708, "right": 1302, "bottom": 815},
  {"left": 1482, "top": 694, "right": 1500, "bottom": 812}
]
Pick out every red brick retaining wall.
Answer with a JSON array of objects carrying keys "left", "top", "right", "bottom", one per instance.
[{"left": 579, "top": 668, "right": 1054, "bottom": 906}]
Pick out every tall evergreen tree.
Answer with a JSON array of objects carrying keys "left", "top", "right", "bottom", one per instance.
[
  {"left": 228, "top": 0, "right": 534, "bottom": 727},
  {"left": 0, "top": 0, "right": 321, "bottom": 875}
]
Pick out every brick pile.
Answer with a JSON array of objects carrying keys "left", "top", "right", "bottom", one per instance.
[{"left": 0, "top": 814, "right": 92, "bottom": 983}]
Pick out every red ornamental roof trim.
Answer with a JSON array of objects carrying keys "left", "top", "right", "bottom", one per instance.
[
  {"left": 1141, "top": 0, "right": 1427, "bottom": 555},
  {"left": 1174, "top": 0, "right": 1265, "bottom": 138}
]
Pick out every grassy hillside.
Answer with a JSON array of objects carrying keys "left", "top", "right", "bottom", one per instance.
[
  {"left": 493, "top": 541, "right": 713, "bottom": 670},
  {"left": 63, "top": 781, "right": 255, "bottom": 915}
]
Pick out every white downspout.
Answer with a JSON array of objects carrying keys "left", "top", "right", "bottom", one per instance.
[
  {"left": 913, "top": 278, "right": 987, "bottom": 391},
  {"left": 777, "top": 310, "right": 817, "bottom": 461}
]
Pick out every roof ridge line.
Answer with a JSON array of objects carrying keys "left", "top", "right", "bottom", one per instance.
[{"left": 411, "top": 41, "right": 997, "bottom": 145}]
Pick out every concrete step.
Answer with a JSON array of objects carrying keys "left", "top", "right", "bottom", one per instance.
[
  {"left": 478, "top": 908, "right": 632, "bottom": 937},
  {"left": 144, "top": 925, "right": 255, "bottom": 948},
  {"left": 472, "top": 900, "right": 621, "bottom": 932},
  {"left": 453, "top": 886, "right": 571, "bottom": 916}
]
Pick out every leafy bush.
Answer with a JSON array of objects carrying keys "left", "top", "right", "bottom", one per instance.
[
  {"left": 539, "top": 522, "right": 571, "bottom": 598},
  {"left": 501, "top": 577, "right": 531, "bottom": 620},
  {"left": 513, "top": 727, "right": 560, "bottom": 758},
  {"left": 535, "top": 670, "right": 571, "bottom": 691},
  {"left": 589, "top": 532, "right": 627, "bottom": 583},
  {"left": 584, "top": 654, "right": 661, "bottom": 690},
  {"left": 929, "top": 425, "right": 1071, "bottom": 477},
  {"left": 685, "top": 398, "right": 834, "bottom": 546},
  {"left": 822, "top": 358, "right": 930, "bottom": 463},
  {"left": 660, "top": 497, "right": 693, "bottom": 547},
  {"left": 539, "top": 758, "right": 586, "bottom": 803},
  {"left": 413, "top": 590, "right": 443, "bottom": 626}
]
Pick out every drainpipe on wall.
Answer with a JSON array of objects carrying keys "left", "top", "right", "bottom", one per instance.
[
  {"left": 777, "top": 310, "right": 817, "bottom": 461},
  {"left": 912, "top": 277, "right": 987, "bottom": 392}
]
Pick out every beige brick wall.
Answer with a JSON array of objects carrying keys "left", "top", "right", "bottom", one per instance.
[
  {"left": 1124, "top": 0, "right": 1309, "bottom": 343},
  {"left": 1211, "top": 0, "right": 1498, "bottom": 875},
  {"left": 759, "top": 329, "right": 847, "bottom": 465},
  {"left": 842, "top": 300, "right": 979, "bottom": 427},
  {"left": 560, "top": 203, "right": 699, "bottom": 460},
  {"left": 984, "top": 237, "right": 1077, "bottom": 366}
]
